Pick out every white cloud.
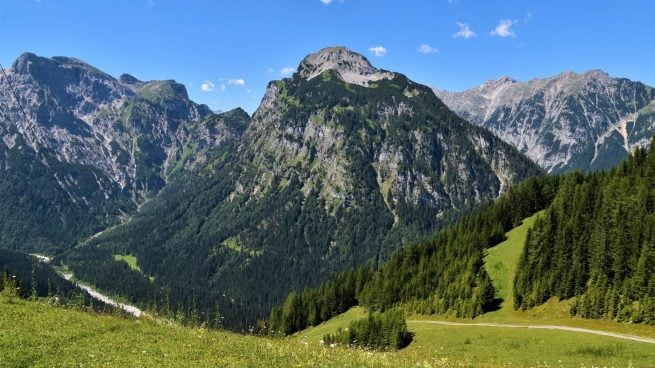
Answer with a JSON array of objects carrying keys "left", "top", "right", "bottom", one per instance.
[
  {"left": 453, "top": 22, "right": 476, "bottom": 39},
  {"left": 227, "top": 79, "right": 246, "bottom": 86},
  {"left": 219, "top": 84, "right": 226, "bottom": 92},
  {"left": 368, "top": 46, "right": 387, "bottom": 57},
  {"left": 490, "top": 19, "right": 517, "bottom": 38},
  {"left": 280, "top": 67, "right": 296, "bottom": 76},
  {"left": 200, "top": 80, "right": 214, "bottom": 92},
  {"left": 267, "top": 68, "right": 276, "bottom": 74},
  {"left": 320, "top": 0, "right": 332, "bottom": 4},
  {"left": 418, "top": 44, "right": 439, "bottom": 54}
]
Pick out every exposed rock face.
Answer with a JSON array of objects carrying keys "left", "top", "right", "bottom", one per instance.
[
  {"left": 434, "top": 70, "right": 655, "bottom": 173},
  {"left": 244, "top": 48, "right": 540, "bottom": 225},
  {"left": 298, "top": 46, "right": 394, "bottom": 87},
  {"left": 0, "top": 52, "right": 249, "bottom": 251}
]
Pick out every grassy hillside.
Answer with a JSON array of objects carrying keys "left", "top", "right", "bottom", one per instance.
[
  {"left": 294, "top": 306, "right": 368, "bottom": 343},
  {"left": 403, "top": 321, "right": 654, "bottom": 368},
  {"left": 483, "top": 212, "right": 542, "bottom": 317},
  {"left": 295, "top": 306, "right": 654, "bottom": 367},
  {"left": 0, "top": 297, "right": 394, "bottom": 368},
  {"left": 3, "top": 297, "right": 653, "bottom": 368}
]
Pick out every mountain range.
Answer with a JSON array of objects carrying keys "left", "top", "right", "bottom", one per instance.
[
  {"left": 0, "top": 52, "right": 248, "bottom": 252},
  {"left": 2, "top": 46, "right": 654, "bottom": 328},
  {"left": 434, "top": 71, "right": 655, "bottom": 173}
]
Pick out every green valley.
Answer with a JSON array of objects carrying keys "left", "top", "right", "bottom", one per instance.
[{"left": 2, "top": 7, "right": 655, "bottom": 366}]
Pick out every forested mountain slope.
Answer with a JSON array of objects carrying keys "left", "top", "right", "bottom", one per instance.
[
  {"left": 515, "top": 137, "right": 655, "bottom": 323},
  {"left": 269, "top": 175, "right": 559, "bottom": 335},
  {"left": 0, "top": 249, "right": 111, "bottom": 309},
  {"left": 63, "top": 47, "right": 542, "bottom": 329},
  {"left": 0, "top": 53, "right": 248, "bottom": 252},
  {"left": 274, "top": 137, "right": 655, "bottom": 338},
  {"left": 435, "top": 71, "right": 655, "bottom": 173}
]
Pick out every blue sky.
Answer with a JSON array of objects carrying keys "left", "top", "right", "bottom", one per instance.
[{"left": 1, "top": 0, "right": 653, "bottom": 114}]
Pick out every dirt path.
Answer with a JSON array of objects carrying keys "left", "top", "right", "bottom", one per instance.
[{"left": 407, "top": 320, "right": 655, "bottom": 344}]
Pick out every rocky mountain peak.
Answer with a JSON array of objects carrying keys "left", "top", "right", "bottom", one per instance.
[
  {"left": 119, "top": 73, "right": 141, "bottom": 85},
  {"left": 297, "top": 46, "right": 393, "bottom": 87},
  {"left": 11, "top": 52, "right": 39, "bottom": 73},
  {"left": 551, "top": 69, "right": 611, "bottom": 84},
  {"left": 478, "top": 76, "right": 517, "bottom": 93},
  {"left": 11, "top": 52, "right": 62, "bottom": 75},
  {"left": 584, "top": 69, "right": 610, "bottom": 79},
  {"left": 136, "top": 80, "right": 189, "bottom": 102},
  {"left": 11, "top": 52, "right": 102, "bottom": 77}
]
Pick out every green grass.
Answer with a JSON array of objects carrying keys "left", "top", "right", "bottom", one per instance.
[
  {"left": 113, "top": 254, "right": 141, "bottom": 272},
  {"left": 4, "top": 297, "right": 652, "bottom": 368},
  {"left": 0, "top": 297, "right": 537, "bottom": 368},
  {"left": 292, "top": 212, "right": 655, "bottom": 367},
  {"left": 114, "top": 254, "right": 154, "bottom": 281},
  {"left": 5, "top": 213, "right": 655, "bottom": 367},
  {"left": 292, "top": 305, "right": 655, "bottom": 367},
  {"left": 221, "top": 237, "right": 263, "bottom": 257},
  {"left": 483, "top": 211, "right": 542, "bottom": 317},
  {"left": 297, "top": 211, "right": 655, "bottom": 367},
  {"left": 294, "top": 306, "right": 368, "bottom": 344},
  {"left": 403, "top": 321, "right": 654, "bottom": 367}
]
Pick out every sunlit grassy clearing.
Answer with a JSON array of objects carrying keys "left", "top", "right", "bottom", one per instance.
[
  {"left": 483, "top": 211, "right": 542, "bottom": 317},
  {"left": 113, "top": 254, "right": 141, "bottom": 272}
]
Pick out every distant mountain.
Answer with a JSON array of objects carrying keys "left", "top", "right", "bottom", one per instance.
[
  {"left": 434, "top": 71, "right": 655, "bottom": 173},
  {"left": 0, "top": 53, "right": 249, "bottom": 252},
  {"left": 68, "top": 47, "right": 542, "bottom": 328}
]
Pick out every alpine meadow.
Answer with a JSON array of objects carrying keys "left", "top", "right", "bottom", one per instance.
[{"left": 1, "top": 1, "right": 655, "bottom": 367}]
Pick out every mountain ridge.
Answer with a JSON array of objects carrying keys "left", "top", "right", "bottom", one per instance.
[
  {"left": 434, "top": 70, "right": 655, "bottom": 173},
  {"left": 0, "top": 52, "right": 249, "bottom": 252},
  {"left": 297, "top": 46, "right": 395, "bottom": 87}
]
